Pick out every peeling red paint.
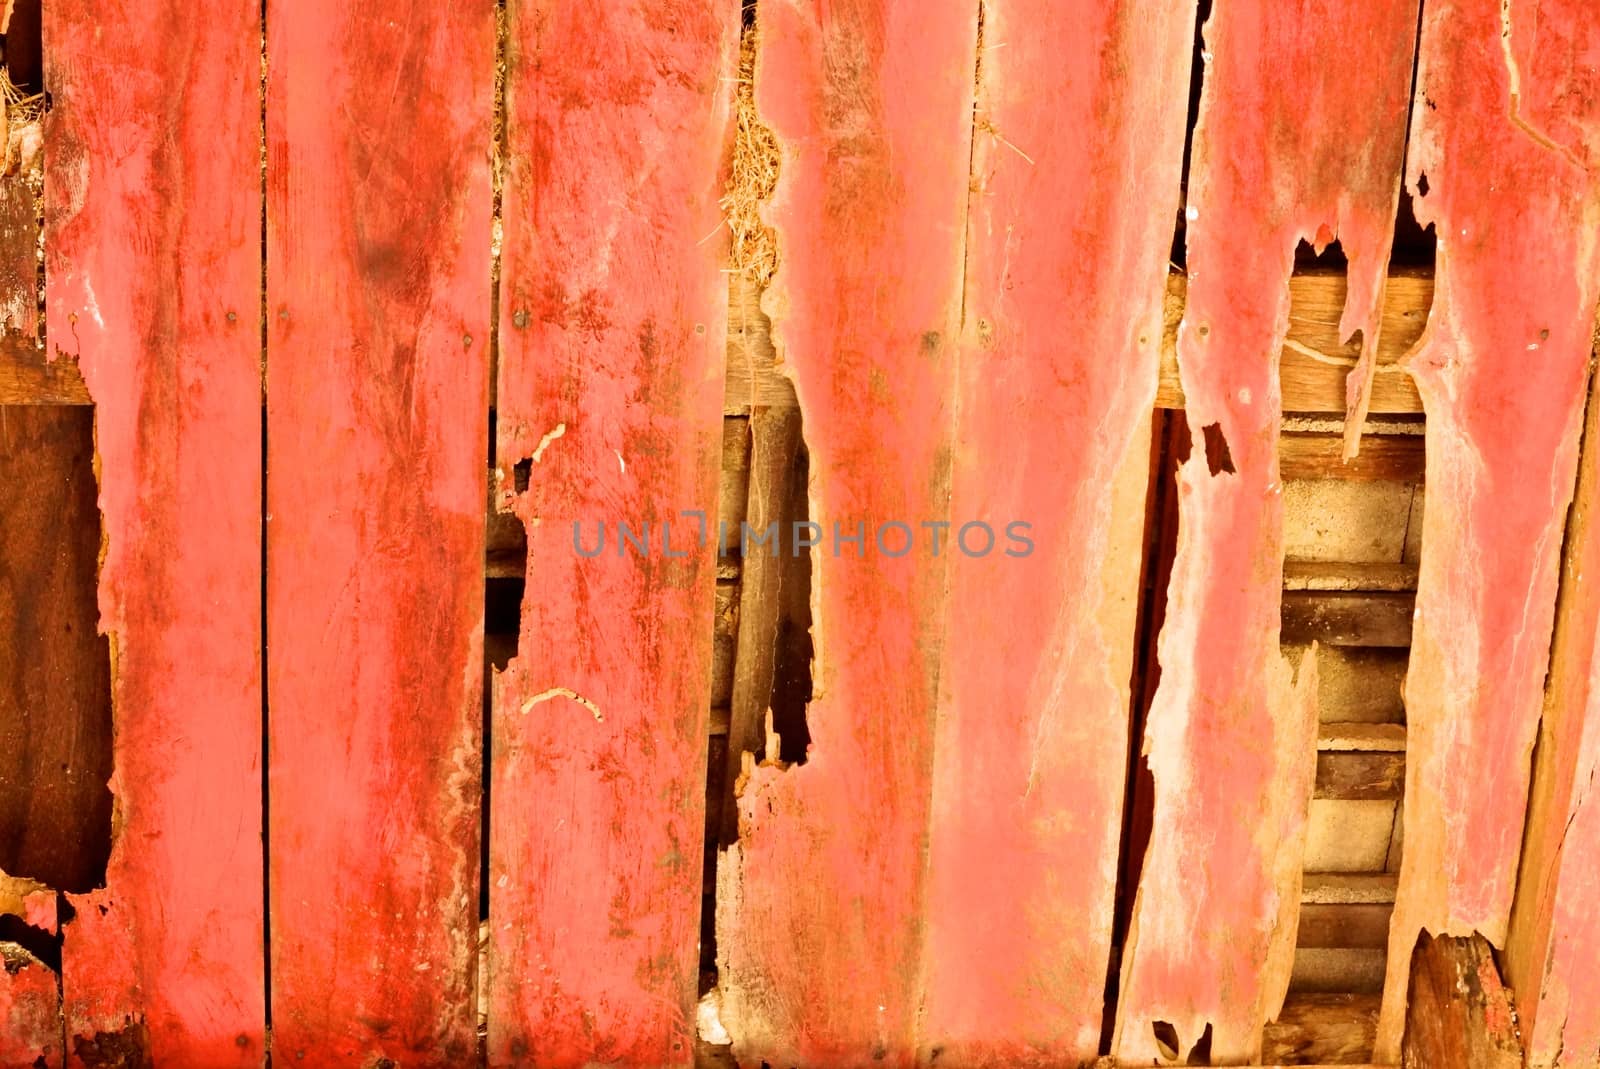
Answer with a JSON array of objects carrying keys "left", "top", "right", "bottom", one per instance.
[
  {"left": 917, "top": 0, "right": 1193, "bottom": 1063},
  {"left": 0, "top": 945, "right": 60, "bottom": 1069},
  {"left": 43, "top": 1, "right": 265, "bottom": 1062},
  {"left": 1114, "top": 0, "right": 1418, "bottom": 1061},
  {"left": 714, "top": 4, "right": 976, "bottom": 1066},
  {"left": 1377, "top": 0, "right": 1600, "bottom": 1058},
  {"left": 264, "top": 1, "right": 493, "bottom": 1062},
  {"left": 486, "top": 4, "right": 736, "bottom": 1066}
]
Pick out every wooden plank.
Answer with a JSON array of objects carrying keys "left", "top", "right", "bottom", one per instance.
[
  {"left": 714, "top": 5, "right": 976, "bottom": 1065},
  {"left": 1505, "top": 358, "right": 1600, "bottom": 1067},
  {"left": 1153, "top": 272, "right": 1431, "bottom": 415},
  {"left": 1284, "top": 562, "right": 1419, "bottom": 593},
  {"left": 1280, "top": 433, "right": 1425, "bottom": 483},
  {"left": 265, "top": 0, "right": 492, "bottom": 1061},
  {"left": 0, "top": 406, "right": 110, "bottom": 893},
  {"left": 1281, "top": 592, "right": 1414, "bottom": 648},
  {"left": 917, "top": 1, "right": 1191, "bottom": 1062},
  {"left": 1319, "top": 723, "right": 1408, "bottom": 752},
  {"left": 0, "top": 943, "right": 60, "bottom": 1069},
  {"left": 1401, "top": 933, "right": 1522, "bottom": 1069},
  {"left": 1316, "top": 753, "right": 1404, "bottom": 801},
  {"left": 1115, "top": 0, "right": 1418, "bottom": 1059},
  {"left": 44, "top": 0, "right": 265, "bottom": 1060},
  {"left": 487, "top": 5, "right": 735, "bottom": 1065},
  {"left": 0, "top": 178, "right": 38, "bottom": 339},
  {"left": 1304, "top": 874, "right": 1398, "bottom": 906},
  {"left": 719, "top": 406, "right": 803, "bottom": 847},
  {"left": 1376, "top": 0, "right": 1600, "bottom": 1057},
  {"left": 1263, "top": 993, "right": 1379, "bottom": 1066},
  {"left": 1298, "top": 905, "right": 1393, "bottom": 950}
]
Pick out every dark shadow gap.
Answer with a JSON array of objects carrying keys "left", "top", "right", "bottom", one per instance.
[{"left": 1166, "top": 0, "right": 1211, "bottom": 272}]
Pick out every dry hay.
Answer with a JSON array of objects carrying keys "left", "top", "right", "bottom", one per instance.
[
  {"left": 0, "top": 66, "right": 42, "bottom": 176},
  {"left": 722, "top": 16, "right": 779, "bottom": 288}
]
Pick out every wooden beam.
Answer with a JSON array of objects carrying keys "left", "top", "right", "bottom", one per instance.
[
  {"left": 1316, "top": 752, "right": 1404, "bottom": 800},
  {"left": 1284, "top": 561, "right": 1419, "bottom": 593},
  {"left": 1281, "top": 591, "right": 1414, "bottom": 648},
  {"left": 1280, "top": 432, "right": 1425, "bottom": 482},
  {"left": 1298, "top": 905, "right": 1392, "bottom": 949},
  {"left": 1401, "top": 932, "right": 1522, "bottom": 1069},
  {"left": 1262, "top": 993, "right": 1380, "bottom": 1065}
]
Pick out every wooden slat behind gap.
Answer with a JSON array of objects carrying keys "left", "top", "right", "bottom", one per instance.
[
  {"left": 265, "top": 1, "right": 493, "bottom": 1061},
  {"left": 1375, "top": 1, "right": 1600, "bottom": 1057},
  {"left": 1113, "top": 0, "right": 1420, "bottom": 1059},
  {"left": 43, "top": 0, "right": 265, "bottom": 1061},
  {"left": 486, "top": 5, "right": 736, "bottom": 1065}
]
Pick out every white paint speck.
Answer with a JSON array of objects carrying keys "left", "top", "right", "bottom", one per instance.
[
  {"left": 530, "top": 422, "right": 566, "bottom": 462},
  {"left": 1185, "top": 206, "right": 1200, "bottom": 222},
  {"left": 614, "top": 450, "right": 627, "bottom": 474}
]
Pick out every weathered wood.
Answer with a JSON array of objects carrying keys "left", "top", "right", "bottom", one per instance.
[
  {"left": 0, "top": 406, "right": 110, "bottom": 893},
  {"left": 45, "top": 0, "right": 265, "bottom": 1059},
  {"left": 0, "top": 943, "right": 60, "bottom": 1069},
  {"left": 1298, "top": 905, "right": 1393, "bottom": 950},
  {"left": 265, "top": 0, "right": 492, "bottom": 1061},
  {"left": 1377, "top": 0, "right": 1600, "bottom": 1056},
  {"left": 1116, "top": 0, "right": 1418, "bottom": 1057},
  {"left": 917, "top": 1, "right": 1190, "bottom": 1062},
  {"left": 715, "top": 5, "right": 976, "bottom": 1065},
  {"left": 1318, "top": 723, "right": 1408, "bottom": 752},
  {"left": 488, "top": 5, "right": 735, "bottom": 1065},
  {"left": 1505, "top": 357, "right": 1600, "bottom": 1068},
  {"left": 0, "top": 178, "right": 38, "bottom": 339},
  {"left": 1304, "top": 874, "right": 1398, "bottom": 906},
  {"left": 1281, "top": 592, "right": 1414, "bottom": 648},
  {"left": 1154, "top": 272, "right": 1430, "bottom": 415},
  {"left": 1280, "top": 433, "right": 1425, "bottom": 483},
  {"left": 1284, "top": 561, "right": 1419, "bottom": 593},
  {"left": 1316, "top": 753, "right": 1405, "bottom": 801},
  {"left": 719, "top": 405, "right": 803, "bottom": 847},
  {"left": 1401, "top": 933, "right": 1522, "bottom": 1069},
  {"left": 0, "top": 339, "right": 88, "bottom": 404},
  {"left": 1263, "top": 993, "right": 1380, "bottom": 1065}
]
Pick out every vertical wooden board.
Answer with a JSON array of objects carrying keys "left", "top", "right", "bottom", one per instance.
[
  {"left": 1503, "top": 359, "right": 1600, "bottom": 1063},
  {"left": 44, "top": 2, "right": 264, "bottom": 1062},
  {"left": 1377, "top": 1, "right": 1600, "bottom": 1059},
  {"left": 0, "top": 179, "right": 38, "bottom": 340},
  {"left": 916, "top": 0, "right": 1192, "bottom": 1062},
  {"left": 0, "top": 406, "right": 111, "bottom": 894},
  {"left": 265, "top": 2, "right": 492, "bottom": 1062},
  {"left": 1, "top": 945, "right": 60, "bottom": 1069},
  {"left": 487, "top": 4, "right": 735, "bottom": 1066},
  {"left": 714, "top": 5, "right": 975, "bottom": 1066},
  {"left": 1114, "top": 0, "right": 1419, "bottom": 1062}
]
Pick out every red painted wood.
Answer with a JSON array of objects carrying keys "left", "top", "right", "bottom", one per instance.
[
  {"left": 1114, "top": 0, "right": 1418, "bottom": 1062},
  {"left": 486, "top": 5, "right": 735, "bottom": 1065},
  {"left": 44, "top": 2, "right": 264, "bottom": 1062},
  {"left": 265, "top": 2, "right": 493, "bottom": 1062},
  {"left": 0, "top": 945, "right": 60, "bottom": 1069},
  {"left": 917, "top": 0, "right": 1192, "bottom": 1062},
  {"left": 1507, "top": 369, "right": 1600, "bottom": 1069},
  {"left": 1377, "top": 0, "right": 1600, "bottom": 1057},
  {"left": 713, "top": 5, "right": 975, "bottom": 1066}
]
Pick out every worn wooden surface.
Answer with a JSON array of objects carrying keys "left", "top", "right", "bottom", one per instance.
[
  {"left": 715, "top": 4, "right": 975, "bottom": 1065},
  {"left": 1377, "top": 0, "right": 1600, "bottom": 1057},
  {"left": 44, "top": 0, "right": 265, "bottom": 1060},
  {"left": 488, "top": 4, "right": 735, "bottom": 1065},
  {"left": 719, "top": 406, "right": 803, "bottom": 847},
  {"left": 1506, "top": 361, "right": 1600, "bottom": 1068},
  {"left": 0, "top": 943, "right": 60, "bottom": 1069},
  {"left": 0, "top": 406, "right": 110, "bottom": 893},
  {"left": 1401, "top": 933, "right": 1522, "bottom": 1069},
  {"left": 1113, "top": 0, "right": 1417, "bottom": 1060},
  {"left": 265, "top": 1, "right": 492, "bottom": 1062},
  {"left": 0, "top": 179, "right": 37, "bottom": 339},
  {"left": 918, "top": 0, "right": 1190, "bottom": 1062}
]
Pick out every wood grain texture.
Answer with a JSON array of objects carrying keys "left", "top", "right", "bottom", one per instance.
[
  {"left": 917, "top": 0, "right": 1191, "bottom": 1062},
  {"left": 265, "top": 1, "right": 492, "bottom": 1061},
  {"left": 1506, "top": 361, "right": 1600, "bottom": 1069},
  {"left": 0, "top": 943, "right": 60, "bottom": 1069},
  {"left": 488, "top": 4, "right": 735, "bottom": 1065},
  {"left": 0, "top": 406, "right": 110, "bottom": 894},
  {"left": 1377, "top": 0, "right": 1600, "bottom": 1057},
  {"left": 0, "top": 178, "right": 37, "bottom": 340},
  {"left": 1401, "top": 933, "right": 1522, "bottom": 1069},
  {"left": 1113, "top": 0, "right": 1418, "bottom": 1061},
  {"left": 44, "top": 0, "right": 264, "bottom": 1060},
  {"left": 715, "top": 4, "right": 975, "bottom": 1065}
]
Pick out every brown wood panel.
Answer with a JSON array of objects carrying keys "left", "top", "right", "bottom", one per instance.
[
  {"left": 1402, "top": 933, "right": 1521, "bottom": 1069},
  {"left": 0, "top": 406, "right": 110, "bottom": 893},
  {"left": 1281, "top": 592, "right": 1414, "bottom": 648}
]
